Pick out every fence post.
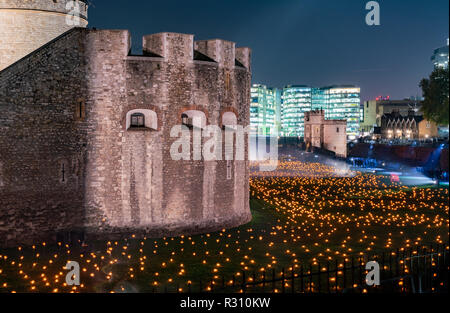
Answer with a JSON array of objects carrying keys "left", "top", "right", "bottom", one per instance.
[
  {"left": 359, "top": 257, "right": 363, "bottom": 292},
  {"left": 326, "top": 261, "right": 330, "bottom": 293},
  {"left": 309, "top": 264, "right": 312, "bottom": 293},
  {"left": 282, "top": 268, "right": 285, "bottom": 293},
  {"left": 317, "top": 262, "right": 321, "bottom": 293},
  {"left": 422, "top": 247, "right": 427, "bottom": 292},
  {"left": 262, "top": 271, "right": 266, "bottom": 291},
  {"left": 272, "top": 268, "right": 276, "bottom": 292},
  {"left": 396, "top": 248, "right": 400, "bottom": 279},
  {"left": 343, "top": 259, "right": 347, "bottom": 290},
  {"left": 291, "top": 267, "right": 295, "bottom": 293},
  {"left": 300, "top": 265, "right": 304, "bottom": 293},
  {"left": 351, "top": 257, "right": 355, "bottom": 289},
  {"left": 389, "top": 252, "right": 392, "bottom": 280},
  {"left": 335, "top": 259, "right": 339, "bottom": 293}
]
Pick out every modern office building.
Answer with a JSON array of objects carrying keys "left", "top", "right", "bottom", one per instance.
[
  {"left": 431, "top": 39, "right": 449, "bottom": 69},
  {"left": 250, "top": 84, "right": 282, "bottom": 135},
  {"left": 281, "top": 85, "right": 312, "bottom": 137},
  {"left": 251, "top": 84, "right": 361, "bottom": 138},
  {"left": 311, "top": 86, "right": 361, "bottom": 138},
  {"left": 361, "top": 98, "right": 422, "bottom": 135}
]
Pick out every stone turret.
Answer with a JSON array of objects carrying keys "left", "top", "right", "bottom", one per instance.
[{"left": 0, "top": 0, "right": 88, "bottom": 71}]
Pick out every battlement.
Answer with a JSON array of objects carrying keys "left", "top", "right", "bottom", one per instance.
[{"left": 143, "top": 32, "right": 251, "bottom": 69}]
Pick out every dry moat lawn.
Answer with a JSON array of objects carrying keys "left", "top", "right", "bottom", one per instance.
[{"left": 0, "top": 171, "right": 448, "bottom": 293}]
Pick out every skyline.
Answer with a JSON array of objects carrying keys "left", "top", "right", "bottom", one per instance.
[{"left": 87, "top": 0, "right": 449, "bottom": 102}]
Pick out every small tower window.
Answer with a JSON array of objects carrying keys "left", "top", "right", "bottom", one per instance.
[
  {"left": 130, "top": 113, "right": 145, "bottom": 128},
  {"left": 75, "top": 99, "right": 86, "bottom": 121},
  {"left": 336, "top": 127, "right": 340, "bottom": 133}
]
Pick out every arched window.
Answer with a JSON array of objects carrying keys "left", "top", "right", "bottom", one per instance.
[
  {"left": 130, "top": 113, "right": 145, "bottom": 128},
  {"left": 126, "top": 109, "right": 158, "bottom": 130}
]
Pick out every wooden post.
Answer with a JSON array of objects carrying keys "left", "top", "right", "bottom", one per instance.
[
  {"left": 351, "top": 257, "right": 355, "bottom": 289},
  {"left": 272, "top": 268, "right": 276, "bottom": 292},
  {"left": 309, "top": 264, "right": 313, "bottom": 293},
  {"left": 317, "top": 262, "right": 321, "bottom": 293},
  {"left": 335, "top": 259, "right": 339, "bottom": 293},
  {"left": 343, "top": 259, "right": 347, "bottom": 290},
  {"left": 291, "top": 267, "right": 295, "bottom": 293},
  {"left": 326, "top": 261, "right": 330, "bottom": 293},
  {"left": 359, "top": 257, "right": 363, "bottom": 291},
  {"left": 300, "top": 265, "right": 304, "bottom": 293},
  {"left": 262, "top": 271, "right": 266, "bottom": 291}
]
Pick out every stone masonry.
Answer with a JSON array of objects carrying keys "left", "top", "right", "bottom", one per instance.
[
  {"left": 0, "top": 0, "right": 88, "bottom": 71},
  {"left": 0, "top": 25, "right": 252, "bottom": 247},
  {"left": 304, "top": 110, "right": 348, "bottom": 158}
]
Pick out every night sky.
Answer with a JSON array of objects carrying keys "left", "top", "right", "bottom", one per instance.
[{"left": 88, "top": 0, "right": 449, "bottom": 102}]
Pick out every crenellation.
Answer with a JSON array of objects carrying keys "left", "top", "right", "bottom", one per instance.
[
  {"left": 194, "top": 39, "right": 236, "bottom": 69},
  {"left": 143, "top": 32, "right": 194, "bottom": 63}
]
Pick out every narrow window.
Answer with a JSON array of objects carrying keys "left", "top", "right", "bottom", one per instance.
[
  {"left": 75, "top": 99, "right": 86, "bottom": 121},
  {"left": 227, "top": 161, "right": 232, "bottom": 180},
  {"left": 336, "top": 127, "right": 340, "bottom": 133},
  {"left": 61, "top": 163, "right": 66, "bottom": 183},
  {"left": 130, "top": 113, "right": 145, "bottom": 128},
  {"left": 59, "top": 160, "right": 68, "bottom": 184}
]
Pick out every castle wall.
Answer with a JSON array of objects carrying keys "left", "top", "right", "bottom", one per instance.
[
  {"left": 0, "top": 0, "right": 88, "bottom": 71},
  {"left": 82, "top": 32, "right": 252, "bottom": 236},
  {"left": 0, "top": 29, "right": 88, "bottom": 246},
  {"left": 0, "top": 27, "right": 252, "bottom": 246}
]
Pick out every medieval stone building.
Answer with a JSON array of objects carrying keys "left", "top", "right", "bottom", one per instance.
[
  {"left": 304, "top": 110, "right": 348, "bottom": 158},
  {"left": 0, "top": 0, "right": 252, "bottom": 247}
]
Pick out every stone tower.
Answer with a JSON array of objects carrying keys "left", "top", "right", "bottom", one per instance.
[{"left": 0, "top": 0, "right": 88, "bottom": 71}]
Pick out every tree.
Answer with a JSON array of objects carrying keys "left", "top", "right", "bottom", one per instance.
[{"left": 419, "top": 67, "right": 449, "bottom": 125}]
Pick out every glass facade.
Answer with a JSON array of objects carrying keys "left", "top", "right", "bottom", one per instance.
[
  {"left": 431, "top": 40, "right": 449, "bottom": 69},
  {"left": 251, "top": 84, "right": 361, "bottom": 138},
  {"left": 311, "top": 86, "right": 361, "bottom": 137},
  {"left": 281, "top": 86, "right": 312, "bottom": 137},
  {"left": 250, "top": 84, "right": 281, "bottom": 135}
]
